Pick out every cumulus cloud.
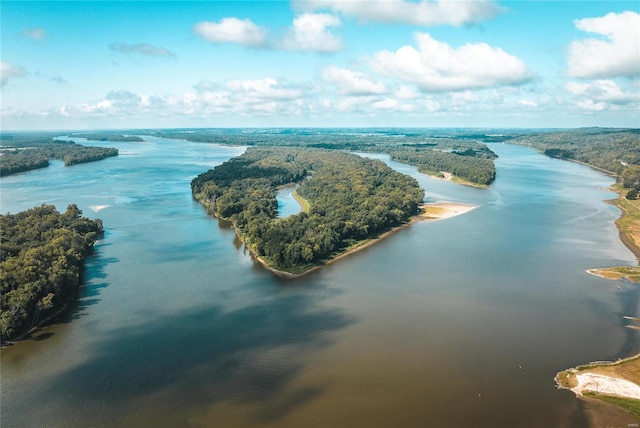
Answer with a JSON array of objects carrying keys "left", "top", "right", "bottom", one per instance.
[
  {"left": 19, "top": 27, "right": 47, "bottom": 40},
  {"left": 567, "top": 11, "right": 640, "bottom": 78},
  {"left": 576, "top": 99, "right": 606, "bottom": 111},
  {"left": 566, "top": 79, "right": 640, "bottom": 109},
  {"left": 193, "top": 18, "right": 268, "bottom": 47},
  {"left": 110, "top": 42, "right": 176, "bottom": 57},
  {"left": 395, "top": 85, "right": 421, "bottom": 99},
  {"left": 322, "top": 66, "right": 387, "bottom": 95},
  {"left": 369, "top": 32, "right": 532, "bottom": 92},
  {"left": 280, "top": 13, "right": 342, "bottom": 52},
  {"left": 106, "top": 90, "right": 143, "bottom": 107},
  {"left": 1, "top": 61, "right": 28, "bottom": 87},
  {"left": 295, "top": 0, "right": 502, "bottom": 26},
  {"left": 194, "top": 14, "right": 341, "bottom": 53},
  {"left": 225, "top": 78, "right": 304, "bottom": 101}
]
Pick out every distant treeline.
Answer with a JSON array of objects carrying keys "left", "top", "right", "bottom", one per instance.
[
  {"left": 192, "top": 147, "right": 424, "bottom": 272},
  {"left": 509, "top": 128, "right": 640, "bottom": 175},
  {"left": 0, "top": 135, "right": 118, "bottom": 176},
  {"left": 508, "top": 128, "right": 640, "bottom": 199},
  {"left": 158, "top": 129, "right": 499, "bottom": 186},
  {"left": 1, "top": 204, "right": 103, "bottom": 342},
  {"left": 70, "top": 133, "right": 143, "bottom": 142},
  {"left": 387, "top": 147, "right": 496, "bottom": 186}
]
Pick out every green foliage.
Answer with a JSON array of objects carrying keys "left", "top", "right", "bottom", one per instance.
[
  {"left": 387, "top": 147, "right": 496, "bottom": 185},
  {"left": 622, "top": 165, "right": 640, "bottom": 194},
  {"left": 0, "top": 135, "right": 118, "bottom": 176},
  {"left": 0, "top": 149, "right": 50, "bottom": 175},
  {"left": 69, "top": 133, "right": 143, "bottom": 142},
  {"left": 0, "top": 204, "right": 103, "bottom": 342},
  {"left": 192, "top": 148, "right": 424, "bottom": 272},
  {"left": 158, "top": 128, "right": 498, "bottom": 187},
  {"left": 583, "top": 391, "right": 640, "bottom": 420}
]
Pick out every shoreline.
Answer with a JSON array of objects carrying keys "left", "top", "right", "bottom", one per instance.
[
  {"left": 561, "top": 186, "right": 640, "bottom": 423},
  {"left": 555, "top": 355, "right": 640, "bottom": 425},
  {"left": 421, "top": 170, "right": 488, "bottom": 189},
  {"left": 208, "top": 199, "right": 478, "bottom": 279}
]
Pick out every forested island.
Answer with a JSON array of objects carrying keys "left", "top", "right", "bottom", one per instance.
[
  {"left": 157, "top": 128, "right": 498, "bottom": 187},
  {"left": 0, "top": 204, "right": 103, "bottom": 344},
  {"left": 0, "top": 134, "right": 118, "bottom": 176},
  {"left": 69, "top": 132, "right": 144, "bottom": 142},
  {"left": 192, "top": 147, "right": 424, "bottom": 275}
]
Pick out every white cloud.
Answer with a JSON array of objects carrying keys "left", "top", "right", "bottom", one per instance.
[
  {"left": 110, "top": 43, "right": 176, "bottom": 58},
  {"left": 567, "top": 11, "right": 640, "bottom": 78},
  {"left": 517, "top": 100, "right": 538, "bottom": 108},
  {"left": 369, "top": 32, "right": 532, "bottom": 92},
  {"left": 1, "top": 61, "right": 28, "bottom": 87},
  {"left": 395, "top": 85, "right": 420, "bottom": 100},
  {"left": 225, "top": 78, "right": 304, "bottom": 101},
  {"left": 450, "top": 91, "right": 480, "bottom": 103},
  {"left": 20, "top": 28, "right": 46, "bottom": 40},
  {"left": 565, "top": 79, "right": 640, "bottom": 113},
  {"left": 576, "top": 99, "right": 606, "bottom": 111},
  {"left": 280, "top": 13, "right": 342, "bottom": 52},
  {"left": 296, "top": 0, "right": 502, "bottom": 26},
  {"left": 193, "top": 18, "right": 268, "bottom": 47},
  {"left": 194, "top": 14, "right": 341, "bottom": 53},
  {"left": 322, "top": 66, "right": 387, "bottom": 95}
]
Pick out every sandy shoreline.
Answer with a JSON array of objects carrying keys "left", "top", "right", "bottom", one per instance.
[
  {"left": 421, "top": 171, "right": 487, "bottom": 188},
  {"left": 416, "top": 202, "right": 478, "bottom": 222}
]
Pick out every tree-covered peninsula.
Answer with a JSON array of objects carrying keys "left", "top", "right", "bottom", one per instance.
[
  {"left": 0, "top": 135, "right": 118, "bottom": 176},
  {"left": 1, "top": 204, "right": 103, "bottom": 343},
  {"left": 154, "top": 128, "right": 498, "bottom": 187},
  {"left": 192, "top": 148, "right": 424, "bottom": 274}
]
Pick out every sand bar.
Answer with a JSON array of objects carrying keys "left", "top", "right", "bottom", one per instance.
[
  {"left": 572, "top": 373, "right": 640, "bottom": 399},
  {"left": 91, "top": 205, "right": 109, "bottom": 212},
  {"left": 417, "top": 202, "right": 478, "bottom": 222}
]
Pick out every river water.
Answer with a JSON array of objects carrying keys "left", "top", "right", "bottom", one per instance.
[{"left": 1, "top": 136, "right": 637, "bottom": 427}]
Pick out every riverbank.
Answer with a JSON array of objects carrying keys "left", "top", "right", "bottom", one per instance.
[
  {"left": 558, "top": 178, "right": 640, "bottom": 422},
  {"left": 609, "top": 185, "right": 640, "bottom": 261},
  {"left": 556, "top": 355, "right": 640, "bottom": 425},
  {"left": 421, "top": 170, "right": 489, "bottom": 189},
  {"left": 203, "top": 196, "right": 478, "bottom": 279},
  {"left": 585, "top": 186, "right": 640, "bottom": 283}
]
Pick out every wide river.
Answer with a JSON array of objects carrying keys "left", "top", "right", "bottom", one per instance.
[{"left": 1, "top": 136, "right": 638, "bottom": 427}]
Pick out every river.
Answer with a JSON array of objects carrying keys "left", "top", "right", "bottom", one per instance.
[{"left": 1, "top": 135, "right": 637, "bottom": 427}]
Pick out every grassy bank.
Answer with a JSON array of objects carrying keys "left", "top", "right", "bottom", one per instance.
[
  {"left": 556, "top": 354, "right": 640, "bottom": 423},
  {"left": 611, "top": 184, "right": 640, "bottom": 260}
]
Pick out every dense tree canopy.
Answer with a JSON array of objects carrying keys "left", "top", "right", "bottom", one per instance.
[
  {"left": 192, "top": 148, "right": 424, "bottom": 273},
  {"left": 160, "top": 128, "right": 498, "bottom": 186},
  {"left": 69, "top": 133, "right": 144, "bottom": 142},
  {"left": 0, "top": 135, "right": 118, "bottom": 176},
  {"left": 0, "top": 204, "right": 103, "bottom": 342},
  {"left": 386, "top": 147, "right": 496, "bottom": 186}
]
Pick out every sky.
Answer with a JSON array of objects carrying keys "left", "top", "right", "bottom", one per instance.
[{"left": 1, "top": 0, "right": 639, "bottom": 130}]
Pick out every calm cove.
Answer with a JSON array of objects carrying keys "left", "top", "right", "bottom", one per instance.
[{"left": 1, "top": 135, "right": 638, "bottom": 427}]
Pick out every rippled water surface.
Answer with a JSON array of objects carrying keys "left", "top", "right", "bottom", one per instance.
[{"left": 1, "top": 137, "right": 637, "bottom": 427}]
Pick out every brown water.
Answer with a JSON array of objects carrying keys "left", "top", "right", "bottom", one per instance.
[{"left": 1, "top": 135, "right": 637, "bottom": 427}]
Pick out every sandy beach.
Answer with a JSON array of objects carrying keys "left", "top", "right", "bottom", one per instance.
[{"left": 416, "top": 202, "right": 478, "bottom": 222}]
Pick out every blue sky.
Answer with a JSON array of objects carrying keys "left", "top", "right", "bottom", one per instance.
[{"left": 1, "top": 1, "right": 638, "bottom": 130}]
